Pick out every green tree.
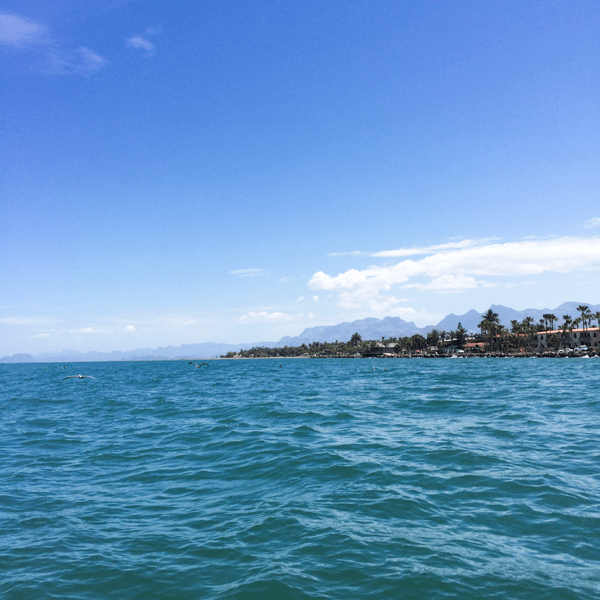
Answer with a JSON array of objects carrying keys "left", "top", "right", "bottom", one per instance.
[
  {"left": 438, "top": 330, "right": 447, "bottom": 351},
  {"left": 542, "top": 313, "right": 551, "bottom": 332},
  {"left": 455, "top": 323, "right": 467, "bottom": 348},
  {"left": 350, "top": 332, "right": 362, "bottom": 347},
  {"left": 543, "top": 313, "right": 558, "bottom": 349},
  {"left": 479, "top": 309, "right": 500, "bottom": 351},
  {"left": 522, "top": 316, "right": 535, "bottom": 352},
  {"left": 577, "top": 305, "right": 590, "bottom": 331},
  {"left": 427, "top": 329, "right": 440, "bottom": 347},
  {"left": 411, "top": 334, "right": 426, "bottom": 353},
  {"left": 560, "top": 315, "right": 572, "bottom": 349}
]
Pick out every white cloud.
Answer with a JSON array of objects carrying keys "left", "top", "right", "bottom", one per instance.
[
  {"left": 296, "top": 296, "right": 305, "bottom": 302},
  {"left": 328, "top": 250, "right": 363, "bottom": 257},
  {"left": 124, "top": 325, "right": 136, "bottom": 332},
  {"left": 310, "top": 236, "right": 600, "bottom": 312},
  {"left": 126, "top": 35, "right": 155, "bottom": 56},
  {"left": 47, "top": 46, "right": 106, "bottom": 76},
  {"left": 0, "top": 13, "right": 105, "bottom": 76},
  {"left": 231, "top": 268, "right": 267, "bottom": 277},
  {"left": 312, "top": 295, "right": 319, "bottom": 303},
  {"left": 68, "top": 326, "right": 112, "bottom": 334},
  {"left": 404, "top": 274, "right": 480, "bottom": 292},
  {"left": 584, "top": 217, "right": 600, "bottom": 229},
  {"left": 0, "top": 316, "right": 54, "bottom": 325},
  {"left": 239, "top": 311, "right": 300, "bottom": 323},
  {"left": 371, "top": 239, "right": 485, "bottom": 258},
  {"left": 0, "top": 14, "right": 46, "bottom": 46}
]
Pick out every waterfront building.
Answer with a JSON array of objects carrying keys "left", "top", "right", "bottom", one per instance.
[{"left": 536, "top": 327, "right": 600, "bottom": 349}]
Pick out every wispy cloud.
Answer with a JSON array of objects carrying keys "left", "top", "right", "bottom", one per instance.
[
  {"left": 46, "top": 46, "right": 106, "bottom": 76},
  {"left": 239, "top": 311, "right": 301, "bottom": 323},
  {"left": 126, "top": 35, "right": 155, "bottom": 57},
  {"left": 0, "top": 13, "right": 106, "bottom": 76},
  {"left": 73, "top": 327, "right": 108, "bottom": 334},
  {"left": 0, "top": 14, "right": 47, "bottom": 47},
  {"left": 310, "top": 236, "right": 600, "bottom": 312},
  {"left": 403, "top": 274, "right": 484, "bottom": 293},
  {"left": 584, "top": 217, "right": 600, "bottom": 229},
  {"left": 327, "top": 240, "right": 497, "bottom": 259},
  {"left": 371, "top": 239, "right": 487, "bottom": 258},
  {"left": 0, "top": 316, "right": 54, "bottom": 325},
  {"left": 231, "top": 268, "right": 267, "bottom": 277},
  {"left": 328, "top": 250, "right": 363, "bottom": 257}
]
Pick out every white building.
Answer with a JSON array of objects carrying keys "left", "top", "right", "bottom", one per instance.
[{"left": 536, "top": 327, "right": 600, "bottom": 349}]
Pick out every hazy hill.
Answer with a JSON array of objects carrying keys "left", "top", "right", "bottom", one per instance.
[
  {"left": 0, "top": 344, "right": 247, "bottom": 363},
  {"left": 277, "top": 316, "right": 430, "bottom": 346}
]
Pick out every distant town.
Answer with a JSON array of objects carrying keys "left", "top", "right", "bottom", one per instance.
[{"left": 222, "top": 306, "right": 600, "bottom": 359}]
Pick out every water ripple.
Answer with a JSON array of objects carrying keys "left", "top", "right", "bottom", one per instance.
[{"left": 1, "top": 358, "right": 600, "bottom": 599}]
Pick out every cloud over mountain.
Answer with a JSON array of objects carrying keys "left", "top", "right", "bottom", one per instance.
[{"left": 310, "top": 237, "right": 600, "bottom": 313}]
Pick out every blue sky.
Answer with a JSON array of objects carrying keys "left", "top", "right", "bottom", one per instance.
[{"left": 1, "top": 0, "right": 600, "bottom": 355}]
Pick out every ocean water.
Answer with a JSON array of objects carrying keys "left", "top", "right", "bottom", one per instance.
[{"left": 1, "top": 358, "right": 599, "bottom": 600}]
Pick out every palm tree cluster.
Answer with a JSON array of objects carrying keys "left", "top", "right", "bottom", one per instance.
[
  {"left": 224, "top": 327, "right": 470, "bottom": 359},
  {"left": 221, "top": 306, "right": 600, "bottom": 358},
  {"left": 479, "top": 305, "right": 600, "bottom": 353}
]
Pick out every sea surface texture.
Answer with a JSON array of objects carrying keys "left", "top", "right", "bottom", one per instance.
[{"left": 2, "top": 358, "right": 599, "bottom": 599}]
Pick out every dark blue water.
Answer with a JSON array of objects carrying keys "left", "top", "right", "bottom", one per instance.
[{"left": 2, "top": 358, "right": 599, "bottom": 599}]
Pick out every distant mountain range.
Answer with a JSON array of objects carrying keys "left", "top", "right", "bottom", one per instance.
[{"left": 2, "top": 302, "right": 598, "bottom": 363}]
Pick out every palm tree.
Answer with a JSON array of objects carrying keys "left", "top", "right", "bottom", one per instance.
[
  {"left": 542, "top": 313, "right": 557, "bottom": 333},
  {"left": 482, "top": 309, "right": 500, "bottom": 324},
  {"left": 427, "top": 329, "right": 440, "bottom": 349},
  {"left": 543, "top": 313, "right": 558, "bottom": 349},
  {"left": 446, "top": 330, "right": 455, "bottom": 352},
  {"left": 573, "top": 318, "right": 582, "bottom": 329},
  {"left": 573, "top": 318, "right": 582, "bottom": 346},
  {"left": 456, "top": 323, "right": 467, "bottom": 348},
  {"left": 521, "top": 316, "right": 535, "bottom": 352},
  {"left": 510, "top": 320, "right": 522, "bottom": 352},
  {"left": 577, "top": 305, "right": 589, "bottom": 331},
  {"left": 561, "top": 315, "right": 573, "bottom": 349},
  {"left": 411, "top": 334, "right": 426, "bottom": 354},
  {"left": 350, "top": 332, "right": 362, "bottom": 347},
  {"left": 479, "top": 310, "right": 500, "bottom": 352},
  {"left": 438, "top": 330, "right": 447, "bottom": 352}
]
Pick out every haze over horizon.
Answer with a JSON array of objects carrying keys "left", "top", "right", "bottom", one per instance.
[{"left": 2, "top": 1, "right": 599, "bottom": 356}]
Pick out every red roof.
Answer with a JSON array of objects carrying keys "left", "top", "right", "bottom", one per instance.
[{"left": 537, "top": 326, "right": 599, "bottom": 335}]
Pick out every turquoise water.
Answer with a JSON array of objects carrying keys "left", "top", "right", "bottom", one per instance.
[{"left": 1, "top": 358, "right": 599, "bottom": 599}]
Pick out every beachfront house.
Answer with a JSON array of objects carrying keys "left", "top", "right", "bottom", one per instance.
[
  {"left": 536, "top": 327, "right": 600, "bottom": 350},
  {"left": 361, "top": 343, "right": 398, "bottom": 358}
]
